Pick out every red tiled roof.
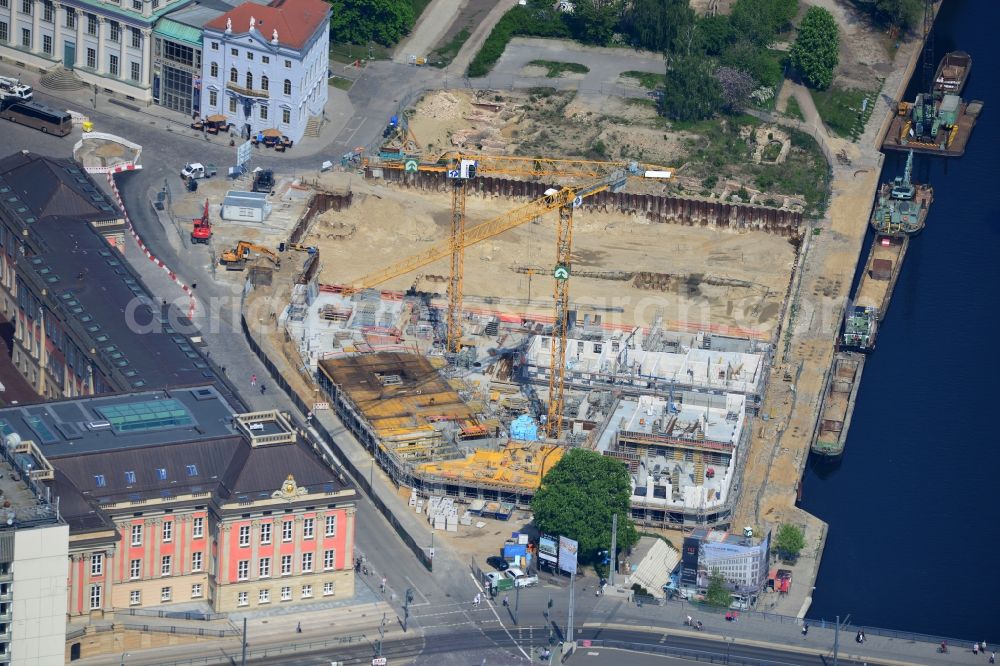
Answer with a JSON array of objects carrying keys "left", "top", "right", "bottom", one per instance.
[{"left": 205, "top": 0, "right": 329, "bottom": 50}]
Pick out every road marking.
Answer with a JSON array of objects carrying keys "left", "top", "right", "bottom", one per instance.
[
  {"left": 404, "top": 576, "right": 431, "bottom": 605},
  {"left": 469, "top": 572, "right": 530, "bottom": 660}
]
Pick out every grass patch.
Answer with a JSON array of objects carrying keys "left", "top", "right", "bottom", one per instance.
[
  {"left": 467, "top": 1, "right": 570, "bottom": 77},
  {"left": 328, "top": 42, "right": 392, "bottom": 64},
  {"left": 753, "top": 128, "right": 831, "bottom": 217},
  {"left": 328, "top": 76, "right": 354, "bottom": 91},
  {"left": 810, "top": 84, "right": 879, "bottom": 141},
  {"left": 529, "top": 59, "right": 589, "bottom": 78},
  {"left": 621, "top": 70, "right": 666, "bottom": 89},
  {"left": 784, "top": 96, "right": 805, "bottom": 121},
  {"left": 428, "top": 28, "right": 471, "bottom": 68}
]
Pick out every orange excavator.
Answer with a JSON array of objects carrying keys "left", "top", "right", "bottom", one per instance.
[
  {"left": 219, "top": 240, "right": 281, "bottom": 270},
  {"left": 191, "top": 198, "right": 212, "bottom": 244}
]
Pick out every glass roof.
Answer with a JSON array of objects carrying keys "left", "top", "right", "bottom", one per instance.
[{"left": 96, "top": 399, "right": 194, "bottom": 432}]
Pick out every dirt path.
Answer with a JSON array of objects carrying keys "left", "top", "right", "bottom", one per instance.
[
  {"left": 394, "top": 0, "right": 465, "bottom": 63},
  {"left": 447, "top": 0, "right": 519, "bottom": 76}
]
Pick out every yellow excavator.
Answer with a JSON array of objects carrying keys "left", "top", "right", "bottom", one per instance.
[{"left": 219, "top": 241, "right": 281, "bottom": 270}]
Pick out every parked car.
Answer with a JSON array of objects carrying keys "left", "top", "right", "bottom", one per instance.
[
  {"left": 180, "top": 163, "right": 217, "bottom": 180},
  {"left": 486, "top": 556, "right": 510, "bottom": 572},
  {"left": 504, "top": 568, "right": 538, "bottom": 588}
]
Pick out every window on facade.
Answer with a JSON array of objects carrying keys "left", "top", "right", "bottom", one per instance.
[
  {"left": 229, "top": 98, "right": 237, "bottom": 112},
  {"left": 259, "top": 588, "right": 270, "bottom": 603},
  {"left": 210, "top": 62, "right": 218, "bottom": 77},
  {"left": 87, "top": 14, "right": 97, "bottom": 35},
  {"left": 245, "top": 71, "right": 252, "bottom": 89},
  {"left": 0, "top": 0, "right": 7, "bottom": 10},
  {"left": 94, "top": 474, "right": 106, "bottom": 487},
  {"left": 192, "top": 551, "right": 203, "bottom": 571},
  {"left": 91, "top": 553, "right": 104, "bottom": 576},
  {"left": 323, "top": 550, "right": 335, "bottom": 570},
  {"left": 110, "top": 21, "right": 120, "bottom": 42},
  {"left": 325, "top": 515, "right": 337, "bottom": 536},
  {"left": 281, "top": 108, "right": 290, "bottom": 124},
  {"left": 261, "top": 55, "right": 269, "bottom": 64},
  {"left": 124, "top": 470, "right": 136, "bottom": 484},
  {"left": 284, "top": 59, "right": 291, "bottom": 68},
  {"left": 20, "top": 0, "right": 30, "bottom": 14},
  {"left": 131, "top": 524, "right": 142, "bottom": 546},
  {"left": 238, "top": 525, "right": 250, "bottom": 547},
  {"left": 237, "top": 591, "right": 248, "bottom": 606},
  {"left": 109, "top": 54, "right": 119, "bottom": 76},
  {"left": 88, "top": 584, "right": 102, "bottom": 609},
  {"left": 21, "top": 28, "right": 30, "bottom": 48},
  {"left": 0, "top": 22, "right": 7, "bottom": 43},
  {"left": 156, "top": 468, "right": 167, "bottom": 481},
  {"left": 131, "top": 0, "right": 141, "bottom": 10},
  {"left": 130, "top": 590, "right": 141, "bottom": 605},
  {"left": 259, "top": 105, "right": 267, "bottom": 120},
  {"left": 301, "top": 584, "right": 312, "bottom": 598},
  {"left": 323, "top": 581, "right": 334, "bottom": 596},
  {"left": 130, "top": 61, "right": 140, "bottom": 81},
  {"left": 42, "top": 34, "right": 51, "bottom": 53},
  {"left": 283, "top": 79, "right": 291, "bottom": 95},
  {"left": 161, "top": 587, "right": 171, "bottom": 602},
  {"left": 281, "top": 555, "right": 292, "bottom": 575},
  {"left": 302, "top": 552, "right": 313, "bottom": 573},
  {"left": 209, "top": 90, "right": 217, "bottom": 106},
  {"left": 260, "top": 522, "right": 271, "bottom": 544},
  {"left": 161, "top": 555, "right": 171, "bottom": 576},
  {"left": 43, "top": 1, "right": 52, "bottom": 21},
  {"left": 280, "top": 586, "right": 291, "bottom": 601},
  {"left": 210, "top": 41, "right": 217, "bottom": 50},
  {"left": 260, "top": 75, "right": 268, "bottom": 91},
  {"left": 65, "top": 8, "right": 75, "bottom": 28},
  {"left": 86, "top": 47, "right": 96, "bottom": 69},
  {"left": 259, "top": 557, "right": 270, "bottom": 578},
  {"left": 229, "top": 66, "right": 237, "bottom": 83},
  {"left": 303, "top": 518, "right": 314, "bottom": 539},
  {"left": 131, "top": 27, "right": 141, "bottom": 48},
  {"left": 162, "top": 521, "right": 173, "bottom": 542},
  {"left": 230, "top": 47, "right": 237, "bottom": 56},
  {"left": 130, "top": 559, "right": 141, "bottom": 579},
  {"left": 282, "top": 520, "right": 293, "bottom": 542},
  {"left": 151, "top": 0, "right": 157, "bottom": 8},
  {"left": 237, "top": 560, "right": 249, "bottom": 581},
  {"left": 191, "top": 583, "right": 202, "bottom": 598},
  {"left": 193, "top": 516, "right": 204, "bottom": 538},
  {"left": 247, "top": 52, "right": 253, "bottom": 60},
  {"left": 163, "top": 40, "right": 194, "bottom": 67}
]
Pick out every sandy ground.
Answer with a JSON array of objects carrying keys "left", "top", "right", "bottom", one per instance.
[
  {"left": 308, "top": 179, "right": 796, "bottom": 336},
  {"left": 805, "top": 0, "right": 895, "bottom": 91}
]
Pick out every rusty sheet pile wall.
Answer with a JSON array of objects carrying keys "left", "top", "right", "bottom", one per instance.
[{"left": 368, "top": 169, "right": 803, "bottom": 237}]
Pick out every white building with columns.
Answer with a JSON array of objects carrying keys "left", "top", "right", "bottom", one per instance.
[
  {"left": 0, "top": 0, "right": 192, "bottom": 103},
  {"left": 200, "top": 0, "right": 329, "bottom": 143}
]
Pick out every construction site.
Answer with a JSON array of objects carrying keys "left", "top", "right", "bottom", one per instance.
[{"left": 239, "top": 88, "right": 809, "bottom": 531}]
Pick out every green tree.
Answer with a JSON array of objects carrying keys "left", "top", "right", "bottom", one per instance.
[
  {"left": 328, "top": 0, "right": 414, "bottom": 47},
  {"left": 705, "top": 570, "right": 731, "bottom": 607},
  {"left": 774, "top": 523, "right": 806, "bottom": 560},
  {"left": 730, "top": 0, "right": 798, "bottom": 47},
  {"left": 790, "top": 6, "right": 839, "bottom": 89},
  {"left": 531, "top": 449, "right": 638, "bottom": 561},
  {"left": 871, "top": 0, "right": 922, "bottom": 31},
  {"left": 695, "top": 15, "right": 734, "bottom": 56},
  {"left": 660, "top": 55, "right": 722, "bottom": 122},
  {"left": 720, "top": 40, "right": 784, "bottom": 87},
  {"left": 620, "top": 0, "right": 694, "bottom": 52},
  {"left": 568, "top": 0, "right": 621, "bottom": 46}
]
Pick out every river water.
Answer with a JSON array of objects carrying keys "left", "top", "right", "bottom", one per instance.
[{"left": 800, "top": 0, "right": 1000, "bottom": 640}]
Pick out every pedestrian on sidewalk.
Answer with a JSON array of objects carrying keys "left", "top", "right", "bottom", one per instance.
[
  {"left": 983, "top": 642, "right": 989, "bottom": 653},
  {"left": 251, "top": 373, "right": 257, "bottom": 387},
  {"left": 380, "top": 577, "right": 386, "bottom": 593},
  {"left": 801, "top": 623, "right": 809, "bottom": 637},
  {"left": 974, "top": 643, "right": 980, "bottom": 655},
  {"left": 260, "top": 383, "right": 267, "bottom": 395},
  {"left": 503, "top": 595, "right": 509, "bottom": 607},
  {"left": 296, "top": 622, "right": 302, "bottom": 633},
  {"left": 473, "top": 592, "right": 481, "bottom": 607},
  {"left": 989, "top": 651, "right": 995, "bottom": 664}
]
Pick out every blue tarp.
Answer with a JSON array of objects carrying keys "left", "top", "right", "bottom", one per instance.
[
  {"left": 510, "top": 414, "right": 538, "bottom": 441},
  {"left": 503, "top": 544, "right": 527, "bottom": 559}
]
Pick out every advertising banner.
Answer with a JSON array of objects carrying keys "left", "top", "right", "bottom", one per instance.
[
  {"left": 558, "top": 536, "right": 578, "bottom": 574},
  {"left": 539, "top": 534, "right": 558, "bottom": 564}
]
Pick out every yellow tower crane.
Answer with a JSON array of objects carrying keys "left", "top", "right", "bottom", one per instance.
[{"left": 353, "top": 153, "right": 674, "bottom": 438}]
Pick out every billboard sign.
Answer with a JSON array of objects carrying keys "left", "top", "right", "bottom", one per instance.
[
  {"left": 539, "top": 534, "right": 558, "bottom": 564},
  {"left": 236, "top": 140, "right": 252, "bottom": 167},
  {"left": 558, "top": 536, "right": 578, "bottom": 574}
]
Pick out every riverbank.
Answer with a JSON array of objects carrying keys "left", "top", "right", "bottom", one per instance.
[{"left": 732, "top": 11, "right": 933, "bottom": 618}]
